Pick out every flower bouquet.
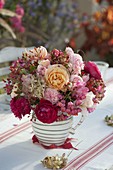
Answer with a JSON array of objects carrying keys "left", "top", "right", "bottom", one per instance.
[{"left": 5, "top": 46, "right": 106, "bottom": 146}]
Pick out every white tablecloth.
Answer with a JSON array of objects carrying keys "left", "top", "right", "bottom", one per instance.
[{"left": 0, "top": 68, "right": 113, "bottom": 170}]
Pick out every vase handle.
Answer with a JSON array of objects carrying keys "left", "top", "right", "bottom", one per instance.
[{"left": 70, "top": 110, "right": 87, "bottom": 134}]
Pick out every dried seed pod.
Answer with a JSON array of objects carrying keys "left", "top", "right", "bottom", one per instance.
[
  {"left": 105, "top": 114, "right": 113, "bottom": 127},
  {"left": 41, "top": 153, "right": 68, "bottom": 169}
]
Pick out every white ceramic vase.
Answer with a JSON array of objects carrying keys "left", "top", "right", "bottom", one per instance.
[
  {"left": 32, "top": 116, "right": 73, "bottom": 146},
  {"left": 32, "top": 111, "right": 86, "bottom": 146}
]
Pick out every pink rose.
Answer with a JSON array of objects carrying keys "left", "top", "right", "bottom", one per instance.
[
  {"left": 65, "top": 47, "right": 74, "bottom": 56},
  {"left": 10, "top": 97, "right": 31, "bottom": 119},
  {"left": 84, "top": 61, "right": 101, "bottom": 79},
  {"left": 35, "top": 99, "right": 58, "bottom": 123},
  {"left": 71, "top": 54, "right": 84, "bottom": 74}
]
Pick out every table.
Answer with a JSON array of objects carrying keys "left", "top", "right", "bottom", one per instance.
[{"left": 0, "top": 68, "right": 113, "bottom": 170}]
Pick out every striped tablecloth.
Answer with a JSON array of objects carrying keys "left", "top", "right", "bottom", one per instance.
[{"left": 0, "top": 68, "right": 113, "bottom": 170}]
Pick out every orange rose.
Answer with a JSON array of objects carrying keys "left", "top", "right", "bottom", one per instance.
[{"left": 45, "top": 64, "right": 69, "bottom": 90}]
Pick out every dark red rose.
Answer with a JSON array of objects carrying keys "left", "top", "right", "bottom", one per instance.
[
  {"left": 84, "top": 61, "right": 101, "bottom": 79},
  {"left": 10, "top": 97, "right": 31, "bottom": 119},
  {"left": 35, "top": 99, "right": 58, "bottom": 123}
]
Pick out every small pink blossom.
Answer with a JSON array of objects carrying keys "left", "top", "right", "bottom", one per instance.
[
  {"left": 70, "top": 75, "right": 83, "bottom": 89},
  {"left": 16, "top": 5, "right": 24, "bottom": 17},
  {"left": 52, "top": 49, "right": 60, "bottom": 56},
  {"left": 87, "top": 108, "right": 95, "bottom": 113},
  {"left": 44, "top": 88, "right": 62, "bottom": 104},
  {"left": 10, "top": 16, "right": 25, "bottom": 33},
  {"left": 87, "top": 103, "right": 97, "bottom": 113},
  {"left": 10, "top": 5, "right": 25, "bottom": 33},
  {"left": 37, "top": 65, "right": 46, "bottom": 76},
  {"left": 18, "top": 26, "right": 25, "bottom": 33},
  {"left": 73, "top": 86, "right": 89, "bottom": 100},
  {"left": 82, "top": 75, "right": 89, "bottom": 83},
  {"left": 75, "top": 99, "right": 82, "bottom": 106},
  {"left": 0, "top": 0, "right": 5, "bottom": 9}
]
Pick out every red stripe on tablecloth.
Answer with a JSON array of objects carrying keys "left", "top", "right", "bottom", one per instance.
[
  {"left": 77, "top": 140, "right": 113, "bottom": 170},
  {"left": 64, "top": 133, "right": 113, "bottom": 170},
  {"left": 74, "top": 134, "right": 113, "bottom": 169},
  {"left": 1, "top": 120, "right": 30, "bottom": 136},
  {"left": 0, "top": 121, "right": 31, "bottom": 143},
  {"left": 64, "top": 133, "right": 112, "bottom": 168}
]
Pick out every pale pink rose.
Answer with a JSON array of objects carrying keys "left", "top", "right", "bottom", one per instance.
[
  {"left": 70, "top": 54, "right": 84, "bottom": 74},
  {"left": 38, "top": 59, "right": 50, "bottom": 67},
  {"left": 44, "top": 88, "right": 62, "bottom": 104},
  {"left": 23, "top": 46, "right": 47, "bottom": 61},
  {"left": 65, "top": 47, "right": 74, "bottom": 56},
  {"left": 82, "top": 92, "right": 95, "bottom": 108},
  {"left": 66, "top": 47, "right": 84, "bottom": 74},
  {"left": 35, "top": 46, "right": 47, "bottom": 59}
]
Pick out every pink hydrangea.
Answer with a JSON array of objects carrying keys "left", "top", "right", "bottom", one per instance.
[
  {"left": 10, "top": 97, "right": 31, "bottom": 119},
  {"left": 44, "top": 88, "right": 62, "bottom": 104}
]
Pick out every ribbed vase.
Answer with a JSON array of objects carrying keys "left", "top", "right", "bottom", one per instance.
[{"left": 32, "top": 116, "right": 73, "bottom": 146}]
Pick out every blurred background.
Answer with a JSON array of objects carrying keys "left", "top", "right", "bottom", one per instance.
[{"left": 0, "top": 0, "right": 113, "bottom": 65}]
